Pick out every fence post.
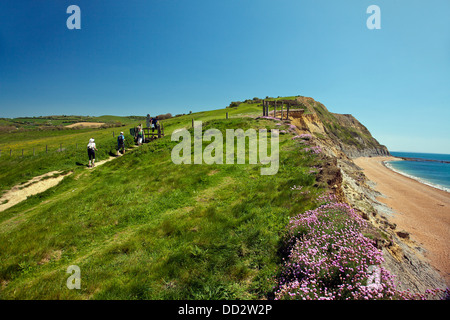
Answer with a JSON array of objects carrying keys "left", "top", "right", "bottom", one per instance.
[
  {"left": 10, "top": 149, "right": 12, "bottom": 156},
  {"left": 46, "top": 145, "right": 48, "bottom": 153},
  {"left": 33, "top": 147, "right": 35, "bottom": 156},
  {"left": 287, "top": 103, "right": 290, "bottom": 119},
  {"left": 60, "top": 143, "right": 62, "bottom": 152},
  {"left": 281, "top": 101, "right": 284, "bottom": 120},
  {"left": 157, "top": 125, "right": 162, "bottom": 138},
  {"left": 192, "top": 118, "right": 194, "bottom": 128},
  {"left": 274, "top": 100, "right": 277, "bottom": 118},
  {"left": 113, "top": 131, "right": 115, "bottom": 137}
]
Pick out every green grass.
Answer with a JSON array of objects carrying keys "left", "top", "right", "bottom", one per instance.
[
  {"left": 0, "top": 117, "right": 323, "bottom": 299},
  {"left": 0, "top": 104, "right": 263, "bottom": 194},
  {"left": 0, "top": 128, "right": 135, "bottom": 194}
]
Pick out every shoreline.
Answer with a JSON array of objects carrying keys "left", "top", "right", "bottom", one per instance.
[
  {"left": 353, "top": 156, "right": 450, "bottom": 287},
  {"left": 383, "top": 158, "right": 450, "bottom": 193}
]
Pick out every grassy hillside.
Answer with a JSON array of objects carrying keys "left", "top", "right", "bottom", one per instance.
[
  {"left": 1, "top": 98, "right": 442, "bottom": 300},
  {"left": 0, "top": 105, "right": 264, "bottom": 195},
  {"left": 0, "top": 125, "right": 135, "bottom": 195},
  {"left": 0, "top": 116, "right": 324, "bottom": 299}
]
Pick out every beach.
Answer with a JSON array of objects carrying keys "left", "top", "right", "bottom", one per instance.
[{"left": 353, "top": 156, "right": 450, "bottom": 286}]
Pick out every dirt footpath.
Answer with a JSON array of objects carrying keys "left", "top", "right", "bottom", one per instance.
[{"left": 0, "top": 171, "right": 70, "bottom": 212}]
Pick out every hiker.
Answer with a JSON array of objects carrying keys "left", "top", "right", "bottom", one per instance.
[
  {"left": 117, "top": 131, "right": 125, "bottom": 155},
  {"left": 151, "top": 116, "right": 158, "bottom": 132},
  {"left": 137, "top": 127, "right": 143, "bottom": 145},
  {"left": 87, "top": 138, "right": 98, "bottom": 168}
]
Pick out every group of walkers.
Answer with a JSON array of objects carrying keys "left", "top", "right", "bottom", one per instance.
[
  {"left": 135, "top": 116, "right": 160, "bottom": 145},
  {"left": 86, "top": 116, "right": 161, "bottom": 168},
  {"left": 86, "top": 116, "right": 161, "bottom": 167},
  {"left": 86, "top": 131, "right": 126, "bottom": 168}
]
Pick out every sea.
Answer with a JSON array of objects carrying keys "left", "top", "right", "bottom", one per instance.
[{"left": 385, "top": 151, "right": 450, "bottom": 193}]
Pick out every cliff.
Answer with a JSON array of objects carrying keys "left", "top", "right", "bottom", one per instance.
[
  {"left": 287, "top": 96, "right": 389, "bottom": 158},
  {"left": 286, "top": 95, "right": 447, "bottom": 296}
]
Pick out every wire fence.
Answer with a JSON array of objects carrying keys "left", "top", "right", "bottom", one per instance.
[
  {"left": 0, "top": 114, "right": 237, "bottom": 158},
  {"left": 0, "top": 131, "right": 133, "bottom": 158}
]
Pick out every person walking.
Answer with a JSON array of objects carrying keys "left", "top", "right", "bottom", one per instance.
[
  {"left": 87, "top": 138, "right": 98, "bottom": 168},
  {"left": 137, "top": 127, "right": 143, "bottom": 145},
  {"left": 151, "top": 116, "right": 158, "bottom": 133},
  {"left": 117, "top": 131, "right": 126, "bottom": 155}
]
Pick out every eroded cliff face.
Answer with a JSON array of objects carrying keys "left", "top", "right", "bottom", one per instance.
[
  {"left": 290, "top": 96, "right": 389, "bottom": 159},
  {"left": 289, "top": 96, "right": 447, "bottom": 296}
]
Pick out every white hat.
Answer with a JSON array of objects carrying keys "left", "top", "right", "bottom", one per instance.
[{"left": 89, "top": 138, "right": 95, "bottom": 143}]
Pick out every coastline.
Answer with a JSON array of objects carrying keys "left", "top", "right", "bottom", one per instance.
[
  {"left": 383, "top": 158, "right": 450, "bottom": 193},
  {"left": 353, "top": 156, "right": 450, "bottom": 287}
]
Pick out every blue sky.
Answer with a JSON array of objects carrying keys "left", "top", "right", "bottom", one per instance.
[{"left": 1, "top": 0, "right": 449, "bottom": 153}]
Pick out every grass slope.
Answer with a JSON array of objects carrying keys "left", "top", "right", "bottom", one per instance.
[{"left": 0, "top": 117, "right": 324, "bottom": 299}]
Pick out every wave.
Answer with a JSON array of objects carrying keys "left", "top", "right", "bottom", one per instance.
[{"left": 383, "top": 160, "right": 450, "bottom": 193}]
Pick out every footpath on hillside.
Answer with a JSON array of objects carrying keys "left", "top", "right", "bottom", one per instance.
[{"left": 0, "top": 144, "right": 139, "bottom": 213}]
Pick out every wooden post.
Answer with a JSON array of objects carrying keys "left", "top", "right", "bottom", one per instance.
[
  {"left": 10, "top": 149, "right": 12, "bottom": 156},
  {"left": 146, "top": 114, "right": 151, "bottom": 128},
  {"left": 46, "top": 145, "right": 48, "bottom": 153},
  {"left": 60, "top": 143, "right": 62, "bottom": 152},
  {"left": 281, "top": 101, "right": 284, "bottom": 120},
  {"left": 113, "top": 131, "right": 115, "bottom": 137},
  {"left": 226, "top": 112, "right": 228, "bottom": 119},
  {"left": 157, "top": 125, "right": 162, "bottom": 138},
  {"left": 287, "top": 103, "right": 290, "bottom": 119},
  {"left": 76, "top": 143, "right": 78, "bottom": 149},
  {"left": 262, "top": 100, "right": 265, "bottom": 116},
  {"left": 274, "top": 100, "right": 277, "bottom": 118},
  {"left": 33, "top": 148, "right": 35, "bottom": 156},
  {"left": 192, "top": 118, "right": 194, "bottom": 128}
]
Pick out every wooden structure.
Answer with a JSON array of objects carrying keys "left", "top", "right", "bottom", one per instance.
[{"left": 262, "top": 100, "right": 305, "bottom": 120}]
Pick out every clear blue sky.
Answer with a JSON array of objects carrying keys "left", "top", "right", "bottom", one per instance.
[{"left": 1, "top": 0, "right": 449, "bottom": 153}]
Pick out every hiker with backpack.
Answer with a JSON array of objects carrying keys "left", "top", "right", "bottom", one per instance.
[
  {"left": 151, "top": 116, "right": 158, "bottom": 132},
  {"left": 87, "top": 138, "right": 98, "bottom": 168},
  {"left": 137, "top": 127, "right": 143, "bottom": 145},
  {"left": 117, "top": 131, "right": 126, "bottom": 155}
]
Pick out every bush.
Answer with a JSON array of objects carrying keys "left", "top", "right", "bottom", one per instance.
[
  {"left": 227, "top": 101, "right": 240, "bottom": 108},
  {"left": 157, "top": 113, "right": 173, "bottom": 120}
]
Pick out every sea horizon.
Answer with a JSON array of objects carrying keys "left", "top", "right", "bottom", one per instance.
[{"left": 386, "top": 151, "right": 450, "bottom": 192}]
